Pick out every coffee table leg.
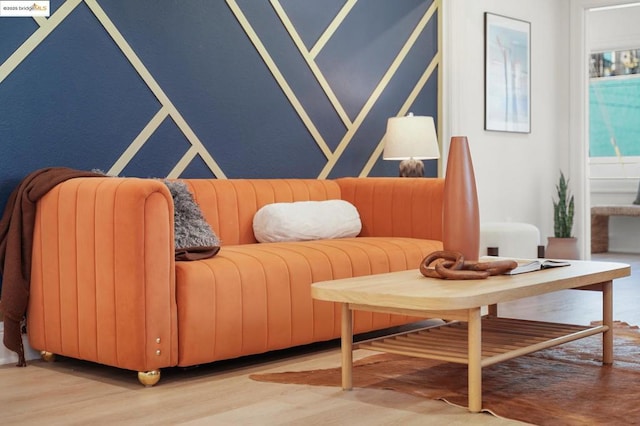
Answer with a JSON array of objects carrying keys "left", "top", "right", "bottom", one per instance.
[
  {"left": 341, "top": 303, "right": 353, "bottom": 390},
  {"left": 602, "top": 280, "right": 613, "bottom": 365},
  {"left": 468, "top": 307, "right": 482, "bottom": 412},
  {"left": 488, "top": 304, "right": 498, "bottom": 317}
]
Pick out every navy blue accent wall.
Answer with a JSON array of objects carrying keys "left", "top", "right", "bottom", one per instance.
[{"left": 0, "top": 0, "right": 439, "bottom": 212}]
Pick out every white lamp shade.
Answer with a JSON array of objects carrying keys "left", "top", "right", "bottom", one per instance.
[{"left": 383, "top": 115, "right": 440, "bottom": 160}]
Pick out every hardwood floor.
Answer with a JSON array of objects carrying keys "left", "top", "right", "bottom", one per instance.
[{"left": 0, "top": 253, "right": 637, "bottom": 425}]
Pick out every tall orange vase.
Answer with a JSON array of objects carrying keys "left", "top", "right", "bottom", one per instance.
[{"left": 443, "top": 136, "right": 480, "bottom": 261}]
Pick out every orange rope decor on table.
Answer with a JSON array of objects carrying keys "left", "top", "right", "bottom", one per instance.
[{"left": 419, "top": 250, "right": 517, "bottom": 280}]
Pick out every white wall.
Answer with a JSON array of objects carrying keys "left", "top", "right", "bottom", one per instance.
[
  {"left": 0, "top": 323, "right": 40, "bottom": 365},
  {"left": 443, "top": 0, "right": 572, "bottom": 253}
]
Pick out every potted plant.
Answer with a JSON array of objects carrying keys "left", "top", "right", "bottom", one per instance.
[{"left": 546, "top": 171, "right": 579, "bottom": 259}]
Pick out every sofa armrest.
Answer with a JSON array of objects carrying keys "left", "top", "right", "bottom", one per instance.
[
  {"left": 335, "top": 177, "right": 444, "bottom": 240},
  {"left": 28, "top": 177, "right": 178, "bottom": 372}
]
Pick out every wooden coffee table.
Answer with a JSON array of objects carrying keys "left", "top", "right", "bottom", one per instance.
[{"left": 311, "top": 259, "right": 630, "bottom": 412}]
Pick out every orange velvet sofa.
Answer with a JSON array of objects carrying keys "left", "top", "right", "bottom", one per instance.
[{"left": 27, "top": 177, "right": 445, "bottom": 385}]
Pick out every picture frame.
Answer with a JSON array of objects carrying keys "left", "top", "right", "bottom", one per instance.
[{"left": 484, "top": 13, "right": 531, "bottom": 133}]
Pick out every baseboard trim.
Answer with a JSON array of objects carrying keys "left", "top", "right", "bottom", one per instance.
[{"left": 0, "top": 322, "right": 40, "bottom": 365}]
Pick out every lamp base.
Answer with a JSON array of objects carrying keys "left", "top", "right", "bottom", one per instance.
[{"left": 398, "top": 158, "right": 424, "bottom": 177}]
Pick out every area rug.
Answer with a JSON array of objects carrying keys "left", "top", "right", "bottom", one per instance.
[{"left": 250, "top": 321, "right": 640, "bottom": 425}]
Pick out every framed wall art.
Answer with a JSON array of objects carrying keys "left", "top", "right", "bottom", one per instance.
[{"left": 484, "top": 13, "right": 531, "bottom": 133}]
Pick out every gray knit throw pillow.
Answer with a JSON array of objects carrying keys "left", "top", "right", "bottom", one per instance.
[{"left": 163, "top": 180, "right": 220, "bottom": 259}]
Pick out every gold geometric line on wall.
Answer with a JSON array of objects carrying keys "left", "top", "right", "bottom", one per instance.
[
  {"left": 318, "top": 0, "right": 439, "bottom": 179},
  {"left": 271, "top": 0, "right": 352, "bottom": 128},
  {"left": 33, "top": 16, "right": 48, "bottom": 27},
  {"left": 226, "top": 0, "right": 333, "bottom": 160},
  {"left": 108, "top": 106, "right": 169, "bottom": 176},
  {"left": 0, "top": 0, "right": 82, "bottom": 85},
  {"left": 84, "top": 0, "right": 225, "bottom": 179},
  {"left": 360, "top": 52, "right": 441, "bottom": 177},
  {"left": 309, "top": 0, "right": 357, "bottom": 59},
  {"left": 170, "top": 145, "right": 199, "bottom": 178}
]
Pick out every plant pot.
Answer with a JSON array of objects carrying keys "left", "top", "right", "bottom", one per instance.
[{"left": 546, "top": 237, "right": 579, "bottom": 260}]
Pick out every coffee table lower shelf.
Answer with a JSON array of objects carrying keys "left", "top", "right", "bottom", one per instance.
[{"left": 355, "top": 316, "right": 607, "bottom": 368}]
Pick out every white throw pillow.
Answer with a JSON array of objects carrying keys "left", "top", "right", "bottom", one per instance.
[{"left": 253, "top": 200, "right": 362, "bottom": 243}]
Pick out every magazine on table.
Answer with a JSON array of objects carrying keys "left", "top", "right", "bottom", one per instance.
[{"left": 505, "top": 259, "right": 571, "bottom": 275}]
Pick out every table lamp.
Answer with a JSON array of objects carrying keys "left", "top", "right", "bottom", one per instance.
[{"left": 383, "top": 113, "right": 440, "bottom": 177}]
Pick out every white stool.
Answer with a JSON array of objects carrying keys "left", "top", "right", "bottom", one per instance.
[{"left": 480, "top": 222, "right": 541, "bottom": 259}]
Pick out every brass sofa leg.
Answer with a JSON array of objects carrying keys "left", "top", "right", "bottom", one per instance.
[
  {"left": 40, "top": 351, "right": 56, "bottom": 362},
  {"left": 138, "top": 369, "right": 161, "bottom": 386}
]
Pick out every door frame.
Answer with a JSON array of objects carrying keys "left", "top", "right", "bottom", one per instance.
[{"left": 569, "top": 0, "right": 640, "bottom": 259}]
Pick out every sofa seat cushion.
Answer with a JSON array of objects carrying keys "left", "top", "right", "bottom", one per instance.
[{"left": 174, "top": 237, "right": 441, "bottom": 366}]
